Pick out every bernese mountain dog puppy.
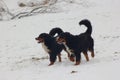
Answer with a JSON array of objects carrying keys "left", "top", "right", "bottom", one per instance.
[
  {"left": 56, "top": 19, "right": 95, "bottom": 65},
  {"left": 49, "top": 27, "right": 92, "bottom": 62},
  {"left": 35, "top": 33, "right": 63, "bottom": 66},
  {"left": 49, "top": 27, "right": 70, "bottom": 58}
]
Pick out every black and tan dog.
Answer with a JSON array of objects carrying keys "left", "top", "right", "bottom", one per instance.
[
  {"left": 56, "top": 19, "right": 95, "bottom": 65},
  {"left": 35, "top": 33, "right": 63, "bottom": 66}
]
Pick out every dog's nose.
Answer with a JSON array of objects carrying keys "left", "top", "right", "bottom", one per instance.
[{"left": 35, "top": 38, "right": 38, "bottom": 40}]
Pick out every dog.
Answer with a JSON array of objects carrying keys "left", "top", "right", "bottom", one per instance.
[
  {"left": 35, "top": 33, "right": 63, "bottom": 66},
  {"left": 56, "top": 19, "right": 94, "bottom": 65},
  {"left": 49, "top": 27, "right": 92, "bottom": 62}
]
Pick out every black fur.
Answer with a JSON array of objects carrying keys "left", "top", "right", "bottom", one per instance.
[
  {"left": 79, "top": 19, "right": 92, "bottom": 35},
  {"left": 49, "top": 27, "right": 64, "bottom": 37},
  {"left": 57, "top": 19, "right": 94, "bottom": 65},
  {"left": 49, "top": 27, "right": 70, "bottom": 58},
  {"left": 35, "top": 33, "right": 63, "bottom": 66}
]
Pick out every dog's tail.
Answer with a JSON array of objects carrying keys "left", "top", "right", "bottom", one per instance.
[
  {"left": 79, "top": 19, "right": 92, "bottom": 35},
  {"left": 49, "top": 27, "right": 64, "bottom": 36}
]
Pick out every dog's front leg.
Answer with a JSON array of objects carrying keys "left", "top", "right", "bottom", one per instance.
[
  {"left": 70, "top": 54, "right": 75, "bottom": 62},
  {"left": 74, "top": 52, "right": 81, "bottom": 65},
  {"left": 48, "top": 62, "right": 54, "bottom": 66},
  {"left": 49, "top": 53, "right": 56, "bottom": 66},
  {"left": 57, "top": 54, "right": 62, "bottom": 62}
]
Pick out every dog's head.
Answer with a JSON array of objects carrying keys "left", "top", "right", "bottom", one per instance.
[
  {"left": 56, "top": 32, "right": 71, "bottom": 44},
  {"left": 35, "top": 33, "right": 49, "bottom": 43}
]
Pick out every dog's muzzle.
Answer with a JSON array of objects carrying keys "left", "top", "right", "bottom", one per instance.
[{"left": 35, "top": 37, "right": 44, "bottom": 43}]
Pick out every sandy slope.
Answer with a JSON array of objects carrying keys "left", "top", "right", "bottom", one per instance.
[{"left": 0, "top": 0, "right": 120, "bottom": 80}]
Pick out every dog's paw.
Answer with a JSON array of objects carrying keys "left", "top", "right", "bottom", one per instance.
[
  {"left": 70, "top": 57, "right": 75, "bottom": 62},
  {"left": 74, "top": 61, "right": 80, "bottom": 65},
  {"left": 48, "top": 62, "right": 54, "bottom": 66}
]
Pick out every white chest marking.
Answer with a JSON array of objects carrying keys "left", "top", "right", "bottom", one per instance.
[
  {"left": 63, "top": 42, "right": 73, "bottom": 55},
  {"left": 41, "top": 42, "right": 50, "bottom": 53}
]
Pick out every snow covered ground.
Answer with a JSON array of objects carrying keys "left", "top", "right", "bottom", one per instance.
[{"left": 0, "top": 0, "right": 120, "bottom": 80}]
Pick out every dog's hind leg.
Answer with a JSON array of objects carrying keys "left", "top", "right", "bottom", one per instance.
[
  {"left": 89, "top": 50, "right": 95, "bottom": 58},
  {"left": 83, "top": 51, "right": 89, "bottom": 61},
  {"left": 58, "top": 54, "right": 62, "bottom": 62}
]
